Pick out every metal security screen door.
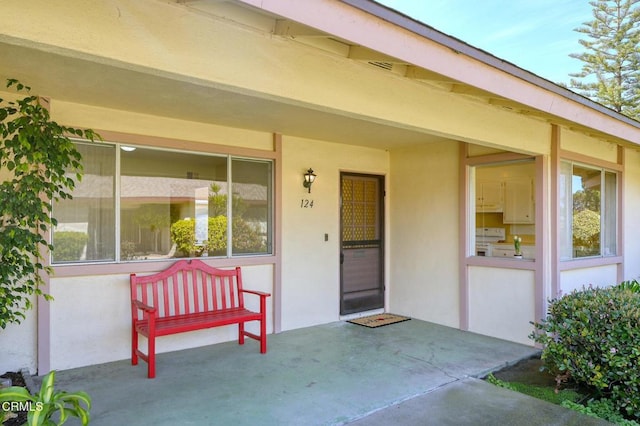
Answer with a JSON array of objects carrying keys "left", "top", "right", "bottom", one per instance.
[{"left": 340, "top": 173, "right": 385, "bottom": 315}]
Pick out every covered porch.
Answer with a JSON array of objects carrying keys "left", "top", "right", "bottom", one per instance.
[
  {"left": 43, "top": 319, "right": 602, "bottom": 426},
  {"left": 1, "top": 0, "right": 639, "bottom": 379}
]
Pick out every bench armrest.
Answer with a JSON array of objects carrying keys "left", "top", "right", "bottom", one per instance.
[
  {"left": 240, "top": 289, "right": 271, "bottom": 298},
  {"left": 132, "top": 299, "right": 156, "bottom": 314}
]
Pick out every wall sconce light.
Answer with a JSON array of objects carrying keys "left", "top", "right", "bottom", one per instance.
[
  {"left": 120, "top": 146, "right": 136, "bottom": 152},
  {"left": 303, "top": 168, "right": 316, "bottom": 193}
]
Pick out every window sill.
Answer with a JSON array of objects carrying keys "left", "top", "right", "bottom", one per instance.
[
  {"left": 559, "top": 255, "right": 622, "bottom": 271},
  {"left": 52, "top": 255, "right": 277, "bottom": 278}
]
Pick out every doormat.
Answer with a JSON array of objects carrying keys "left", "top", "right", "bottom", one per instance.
[{"left": 347, "top": 313, "right": 411, "bottom": 328}]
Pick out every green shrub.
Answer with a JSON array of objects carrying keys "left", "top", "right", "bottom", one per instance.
[
  {"left": 563, "top": 399, "right": 640, "bottom": 425},
  {"left": 52, "top": 231, "right": 87, "bottom": 262},
  {"left": 170, "top": 216, "right": 264, "bottom": 257},
  {"left": 170, "top": 218, "right": 200, "bottom": 256},
  {"left": 531, "top": 285, "right": 640, "bottom": 419},
  {"left": 618, "top": 279, "right": 640, "bottom": 293}
]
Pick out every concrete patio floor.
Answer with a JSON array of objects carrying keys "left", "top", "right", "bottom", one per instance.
[{"left": 49, "top": 319, "right": 609, "bottom": 425}]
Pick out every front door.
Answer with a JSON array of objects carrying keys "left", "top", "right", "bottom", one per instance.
[{"left": 340, "top": 173, "right": 385, "bottom": 315}]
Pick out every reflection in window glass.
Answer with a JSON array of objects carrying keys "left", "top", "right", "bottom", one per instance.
[
  {"left": 52, "top": 143, "right": 116, "bottom": 263},
  {"left": 559, "top": 161, "right": 617, "bottom": 260},
  {"left": 572, "top": 165, "right": 601, "bottom": 258},
  {"left": 51, "top": 143, "right": 273, "bottom": 263},
  {"left": 120, "top": 148, "right": 227, "bottom": 260},
  {"left": 231, "top": 159, "right": 272, "bottom": 255}
]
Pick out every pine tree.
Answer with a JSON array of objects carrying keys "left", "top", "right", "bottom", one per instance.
[{"left": 569, "top": 0, "right": 640, "bottom": 119}]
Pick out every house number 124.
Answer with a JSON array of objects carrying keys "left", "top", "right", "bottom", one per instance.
[{"left": 300, "top": 199, "right": 314, "bottom": 208}]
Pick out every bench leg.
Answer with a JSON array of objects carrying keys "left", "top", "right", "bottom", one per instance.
[
  {"left": 132, "top": 327, "right": 138, "bottom": 366},
  {"left": 260, "top": 316, "right": 267, "bottom": 354},
  {"left": 148, "top": 335, "right": 156, "bottom": 379},
  {"left": 238, "top": 322, "right": 245, "bottom": 346}
]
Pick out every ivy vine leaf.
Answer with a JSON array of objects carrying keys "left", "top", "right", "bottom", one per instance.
[{"left": 0, "top": 79, "right": 101, "bottom": 329}]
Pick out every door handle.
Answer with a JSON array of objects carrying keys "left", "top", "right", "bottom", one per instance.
[{"left": 340, "top": 252, "right": 344, "bottom": 264}]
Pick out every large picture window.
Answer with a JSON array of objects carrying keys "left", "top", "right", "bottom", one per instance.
[
  {"left": 559, "top": 161, "right": 617, "bottom": 260},
  {"left": 52, "top": 142, "right": 273, "bottom": 264}
]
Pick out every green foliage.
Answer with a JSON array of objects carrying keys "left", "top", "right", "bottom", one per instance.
[
  {"left": 531, "top": 285, "right": 640, "bottom": 419},
  {"left": 618, "top": 279, "right": 640, "bottom": 292},
  {"left": 170, "top": 218, "right": 200, "bottom": 256},
  {"left": 0, "top": 370, "right": 91, "bottom": 425},
  {"left": 0, "top": 79, "right": 100, "bottom": 329},
  {"left": 563, "top": 399, "right": 640, "bottom": 425},
  {"left": 230, "top": 217, "right": 265, "bottom": 253},
  {"left": 573, "top": 188, "right": 601, "bottom": 212},
  {"left": 52, "top": 232, "right": 87, "bottom": 262},
  {"left": 572, "top": 209, "right": 601, "bottom": 254},
  {"left": 170, "top": 216, "right": 264, "bottom": 257},
  {"left": 208, "top": 183, "right": 248, "bottom": 217},
  {"left": 568, "top": 0, "right": 640, "bottom": 119},
  {"left": 207, "top": 216, "right": 227, "bottom": 254},
  {"left": 486, "top": 373, "right": 581, "bottom": 405}
]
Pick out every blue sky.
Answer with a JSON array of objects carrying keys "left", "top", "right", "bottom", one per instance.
[{"left": 374, "top": 0, "right": 593, "bottom": 84}]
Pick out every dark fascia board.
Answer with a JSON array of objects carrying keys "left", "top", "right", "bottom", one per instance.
[{"left": 340, "top": 0, "right": 640, "bottom": 130}]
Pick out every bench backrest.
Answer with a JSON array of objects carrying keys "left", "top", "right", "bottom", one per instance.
[{"left": 130, "top": 259, "right": 246, "bottom": 320}]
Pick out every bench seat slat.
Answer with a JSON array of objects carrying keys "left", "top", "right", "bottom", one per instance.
[{"left": 135, "top": 308, "right": 262, "bottom": 336}]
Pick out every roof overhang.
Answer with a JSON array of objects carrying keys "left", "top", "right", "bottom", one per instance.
[
  {"left": 237, "top": 0, "right": 640, "bottom": 146},
  {"left": 1, "top": 0, "right": 639, "bottom": 149}
]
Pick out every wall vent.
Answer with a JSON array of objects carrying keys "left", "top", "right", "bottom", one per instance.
[{"left": 368, "top": 61, "right": 393, "bottom": 71}]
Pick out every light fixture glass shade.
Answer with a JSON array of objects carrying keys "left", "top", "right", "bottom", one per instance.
[{"left": 303, "top": 168, "right": 316, "bottom": 192}]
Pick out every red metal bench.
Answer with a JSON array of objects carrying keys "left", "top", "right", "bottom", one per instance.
[{"left": 130, "top": 259, "right": 270, "bottom": 378}]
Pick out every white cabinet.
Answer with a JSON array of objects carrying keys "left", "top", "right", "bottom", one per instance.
[
  {"left": 491, "top": 244, "right": 536, "bottom": 259},
  {"left": 503, "top": 178, "right": 534, "bottom": 224},
  {"left": 476, "top": 180, "right": 503, "bottom": 212},
  {"left": 491, "top": 246, "right": 515, "bottom": 257}
]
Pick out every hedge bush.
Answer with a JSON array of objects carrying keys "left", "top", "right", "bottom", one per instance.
[
  {"left": 170, "top": 216, "right": 264, "bottom": 257},
  {"left": 52, "top": 231, "right": 88, "bottom": 262},
  {"left": 531, "top": 283, "right": 640, "bottom": 419}
]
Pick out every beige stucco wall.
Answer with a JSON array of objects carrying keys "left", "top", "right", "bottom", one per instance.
[
  {"left": 560, "top": 265, "right": 618, "bottom": 294},
  {"left": 51, "top": 100, "right": 274, "bottom": 151},
  {"left": 560, "top": 128, "right": 619, "bottom": 163},
  {"left": 468, "top": 267, "right": 536, "bottom": 345},
  {"left": 0, "top": 296, "right": 37, "bottom": 374},
  {"left": 624, "top": 147, "right": 640, "bottom": 281},
  {"left": 388, "top": 141, "right": 460, "bottom": 327},
  {"left": 280, "top": 136, "right": 390, "bottom": 331}
]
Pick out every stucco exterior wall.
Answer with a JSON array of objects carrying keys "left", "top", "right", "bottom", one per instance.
[
  {"left": 468, "top": 267, "right": 535, "bottom": 345},
  {"left": 280, "top": 136, "right": 389, "bottom": 331},
  {"left": 560, "top": 265, "right": 618, "bottom": 295},
  {"left": 560, "top": 128, "right": 619, "bottom": 163},
  {"left": 0, "top": 296, "right": 37, "bottom": 374},
  {"left": 624, "top": 148, "right": 640, "bottom": 281},
  {"left": 388, "top": 142, "right": 460, "bottom": 328},
  {"left": 51, "top": 100, "right": 274, "bottom": 151}
]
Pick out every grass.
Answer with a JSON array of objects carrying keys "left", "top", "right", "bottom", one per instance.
[
  {"left": 486, "top": 373, "right": 582, "bottom": 405},
  {"left": 486, "top": 373, "right": 640, "bottom": 425}
]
